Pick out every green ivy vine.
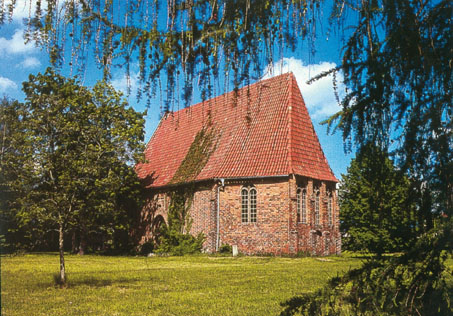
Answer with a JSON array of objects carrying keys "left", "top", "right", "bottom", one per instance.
[
  {"left": 170, "top": 126, "right": 218, "bottom": 185},
  {"left": 155, "top": 126, "right": 218, "bottom": 254}
]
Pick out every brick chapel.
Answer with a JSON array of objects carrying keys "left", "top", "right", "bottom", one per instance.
[{"left": 135, "top": 72, "right": 341, "bottom": 256}]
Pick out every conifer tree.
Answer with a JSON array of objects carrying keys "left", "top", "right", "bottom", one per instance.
[{"left": 339, "top": 144, "right": 418, "bottom": 256}]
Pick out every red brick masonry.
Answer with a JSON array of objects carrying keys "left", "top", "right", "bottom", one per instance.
[{"left": 140, "top": 176, "right": 340, "bottom": 255}]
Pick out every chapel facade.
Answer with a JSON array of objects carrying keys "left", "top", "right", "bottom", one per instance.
[{"left": 135, "top": 73, "right": 341, "bottom": 255}]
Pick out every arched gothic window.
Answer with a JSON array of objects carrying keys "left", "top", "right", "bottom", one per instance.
[
  {"left": 296, "top": 188, "right": 307, "bottom": 223},
  {"left": 241, "top": 188, "right": 249, "bottom": 222},
  {"left": 327, "top": 192, "right": 333, "bottom": 226},
  {"left": 314, "top": 189, "right": 320, "bottom": 226},
  {"left": 241, "top": 186, "right": 257, "bottom": 223},
  {"left": 324, "top": 234, "right": 330, "bottom": 254},
  {"left": 296, "top": 188, "right": 301, "bottom": 222}
]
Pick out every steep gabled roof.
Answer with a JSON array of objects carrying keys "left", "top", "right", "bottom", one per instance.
[{"left": 136, "top": 73, "right": 337, "bottom": 188}]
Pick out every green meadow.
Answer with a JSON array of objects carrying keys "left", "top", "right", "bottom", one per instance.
[
  {"left": 2, "top": 254, "right": 452, "bottom": 316},
  {"left": 1, "top": 254, "right": 362, "bottom": 316}
]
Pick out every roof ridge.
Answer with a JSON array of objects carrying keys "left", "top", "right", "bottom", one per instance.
[
  {"left": 306, "top": 111, "right": 338, "bottom": 182},
  {"left": 287, "top": 73, "right": 294, "bottom": 175},
  {"left": 142, "top": 113, "right": 166, "bottom": 153},
  {"left": 287, "top": 74, "right": 338, "bottom": 182},
  {"left": 166, "top": 73, "right": 293, "bottom": 117}
]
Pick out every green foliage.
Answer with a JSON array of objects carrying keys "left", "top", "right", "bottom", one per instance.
[
  {"left": 290, "top": 0, "right": 452, "bottom": 314},
  {"left": 167, "top": 189, "right": 193, "bottom": 234},
  {"left": 170, "top": 127, "right": 218, "bottom": 185},
  {"left": 280, "top": 222, "right": 453, "bottom": 316},
  {"left": 139, "top": 240, "right": 155, "bottom": 255},
  {"left": 0, "top": 98, "right": 31, "bottom": 253},
  {"left": 0, "top": 68, "right": 146, "bottom": 281},
  {"left": 219, "top": 244, "right": 232, "bottom": 254},
  {"left": 156, "top": 127, "right": 216, "bottom": 255},
  {"left": 155, "top": 189, "right": 205, "bottom": 256},
  {"left": 273, "top": 0, "right": 451, "bottom": 313},
  {"left": 340, "top": 144, "right": 418, "bottom": 255},
  {"left": 2, "top": 0, "right": 324, "bottom": 108},
  {"left": 2, "top": 0, "right": 450, "bottom": 312},
  {"left": 155, "top": 229, "right": 205, "bottom": 256},
  {"left": 325, "top": 0, "right": 452, "bottom": 218},
  {"left": 18, "top": 68, "right": 145, "bottom": 253}
]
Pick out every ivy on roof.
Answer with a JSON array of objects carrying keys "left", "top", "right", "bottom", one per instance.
[{"left": 169, "top": 126, "right": 219, "bottom": 185}]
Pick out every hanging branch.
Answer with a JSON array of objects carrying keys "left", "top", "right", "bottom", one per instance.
[{"left": 4, "top": 0, "right": 323, "bottom": 111}]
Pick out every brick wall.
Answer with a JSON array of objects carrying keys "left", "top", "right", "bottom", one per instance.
[
  {"left": 138, "top": 183, "right": 218, "bottom": 252},
  {"left": 216, "top": 177, "right": 291, "bottom": 255},
  {"left": 139, "top": 176, "right": 341, "bottom": 256},
  {"left": 137, "top": 190, "right": 170, "bottom": 246},
  {"left": 289, "top": 176, "right": 341, "bottom": 255},
  {"left": 186, "top": 184, "right": 217, "bottom": 252}
]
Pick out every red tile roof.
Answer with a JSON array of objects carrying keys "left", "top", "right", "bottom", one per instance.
[{"left": 136, "top": 73, "right": 338, "bottom": 188}]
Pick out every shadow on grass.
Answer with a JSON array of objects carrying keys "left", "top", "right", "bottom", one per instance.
[
  {"left": 39, "top": 274, "right": 149, "bottom": 289},
  {"left": 66, "top": 278, "right": 114, "bottom": 288}
]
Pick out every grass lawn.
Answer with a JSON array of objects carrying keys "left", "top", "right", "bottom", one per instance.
[
  {"left": 1, "top": 253, "right": 362, "bottom": 316},
  {"left": 2, "top": 253, "right": 452, "bottom": 316}
]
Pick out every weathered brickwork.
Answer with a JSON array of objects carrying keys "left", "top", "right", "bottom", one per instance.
[
  {"left": 139, "top": 176, "right": 341, "bottom": 256},
  {"left": 217, "top": 178, "right": 291, "bottom": 255},
  {"left": 136, "top": 190, "right": 170, "bottom": 246},
  {"left": 290, "top": 176, "right": 341, "bottom": 255},
  {"left": 187, "top": 184, "right": 217, "bottom": 252}
]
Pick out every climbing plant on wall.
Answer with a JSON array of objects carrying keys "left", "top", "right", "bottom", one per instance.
[
  {"left": 155, "top": 189, "right": 205, "bottom": 255},
  {"left": 170, "top": 126, "right": 219, "bottom": 185},
  {"left": 155, "top": 126, "right": 217, "bottom": 255}
]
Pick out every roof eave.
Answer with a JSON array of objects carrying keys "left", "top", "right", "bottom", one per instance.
[{"left": 145, "top": 174, "right": 291, "bottom": 190}]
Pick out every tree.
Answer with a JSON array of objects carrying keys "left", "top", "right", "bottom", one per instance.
[
  {"left": 2, "top": 68, "right": 145, "bottom": 283},
  {"left": 339, "top": 144, "right": 418, "bottom": 256},
  {"left": 0, "top": 98, "right": 33, "bottom": 252},
  {"left": 57, "top": 82, "right": 146, "bottom": 255},
  {"left": 323, "top": 0, "right": 452, "bottom": 217}
]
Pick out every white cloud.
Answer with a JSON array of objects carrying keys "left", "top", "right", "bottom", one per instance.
[
  {"left": 0, "top": 76, "right": 18, "bottom": 93},
  {"left": 263, "top": 57, "right": 345, "bottom": 120},
  {"left": 4, "top": 0, "right": 48, "bottom": 22},
  {"left": 111, "top": 71, "right": 139, "bottom": 96},
  {"left": 0, "top": 28, "right": 37, "bottom": 55},
  {"left": 18, "top": 56, "right": 41, "bottom": 68}
]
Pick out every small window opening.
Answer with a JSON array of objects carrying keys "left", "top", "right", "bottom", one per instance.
[{"left": 241, "top": 186, "right": 257, "bottom": 223}]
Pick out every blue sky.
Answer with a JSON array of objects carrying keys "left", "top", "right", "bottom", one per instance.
[{"left": 0, "top": 0, "right": 355, "bottom": 180}]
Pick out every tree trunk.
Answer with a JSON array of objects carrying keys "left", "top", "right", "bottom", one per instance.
[
  {"left": 78, "top": 227, "right": 87, "bottom": 255},
  {"left": 71, "top": 230, "right": 78, "bottom": 254},
  {"left": 59, "top": 222, "right": 66, "bottom": 284}
]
